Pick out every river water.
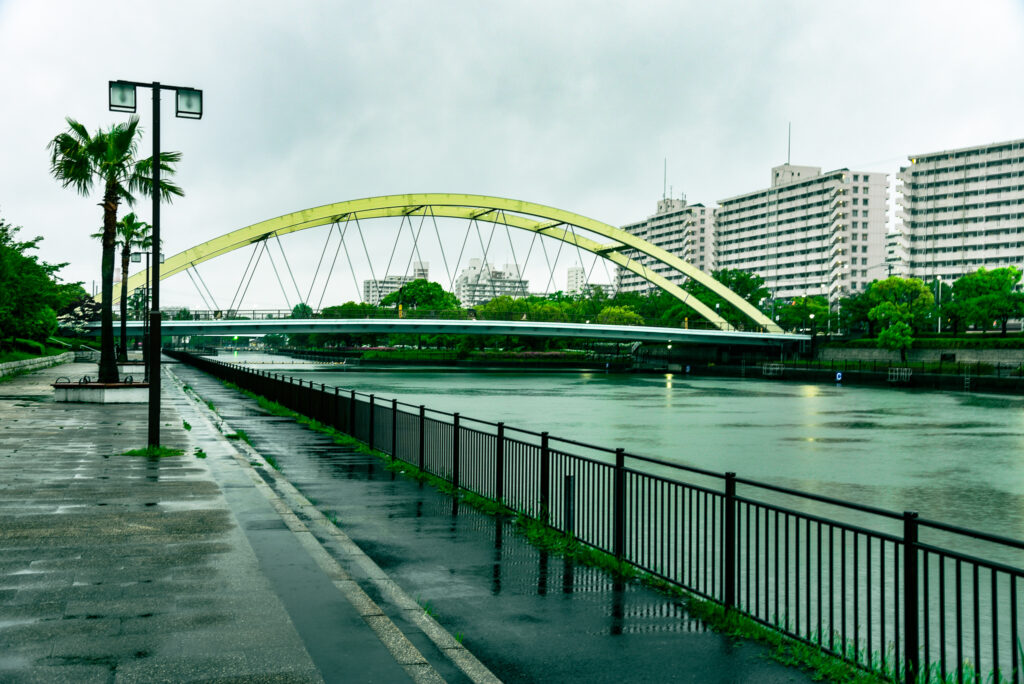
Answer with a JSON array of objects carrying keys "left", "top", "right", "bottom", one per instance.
[{"left": 222, "top": 351, "right": 1024, "bottom": 541}]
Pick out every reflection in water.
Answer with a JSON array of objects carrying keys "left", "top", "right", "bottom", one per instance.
[
  {"left": 492, "top": 518, "right": 503, "bottom": 595},
  {"left": 538, "top": 550, "right": 549, "bottom": 596},
  {"left": 562, "top": 557, "right": 574, "bottom": 595},
  {"left": 610, "top": 579, "right": 625, "bottom": 636}
]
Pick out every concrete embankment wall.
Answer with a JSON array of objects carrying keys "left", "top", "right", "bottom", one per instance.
[
  {"left": 0, "top": 352, "right": 73, "bottom": 378},
  {"left": 817, "top": 346, "right": 1024, "bottom": 365},
  {"left": 684, "top": 362, "right": 1024, "bottom": 394}
]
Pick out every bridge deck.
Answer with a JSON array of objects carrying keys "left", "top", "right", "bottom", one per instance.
[{"left": 106, "top": 319, "right": 808, "bottom": 346}]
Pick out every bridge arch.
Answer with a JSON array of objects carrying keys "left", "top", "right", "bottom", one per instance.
[{"left": 112, "top": 193, "right": 782, "bottom": 333}]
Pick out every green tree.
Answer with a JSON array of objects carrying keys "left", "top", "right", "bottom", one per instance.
[
  {"left": 380, "top": 279, "right": 460, "bottom": 313},
  {"left": 49, "top": 116, "right": 183, "bottom": 382},
  {"left": 951, "top": 267, "right": 1024, "bottom": 335},
  {"left": 865, "top": 277, "right": 934, "bottom": 333},
  {"left": 875, "top": 320, "right": 914, "bottom": 362},
  {"left": 0, "top": 217, "right": 67, "bottom": 346},
  {"left": 596, "top": 305, "right": 644, "bottom": 326},
  {"left": 291, "top": 302, "right": 314, "bottom": 318},
  {"left": 173, "top": 308, "right": 193, "bottom": 321},
  {"left": 93, "top": 213, "right": 151, "bottom": 360},
  {"left": 775, "top": 296, "right": 828, "bottom": 333}
]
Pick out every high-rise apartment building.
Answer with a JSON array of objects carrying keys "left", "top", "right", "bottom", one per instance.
[
  {"left": 566, "top": 266, "right": 586, "bottom": 294},
  {"left": 363, "top": 261, "right": 429, "bottom": 305},
  {"left": 454, "top": 259, "right": 529, "bottom": 306},
  {"left": 715, "top": 164, "right": 888, "bottom": 300},
  {"left": 616, "top": 198, "right": 714, "bottom": 294},
  {"left": 896, "top": 138, "right": 1024, "bottom": 281}
]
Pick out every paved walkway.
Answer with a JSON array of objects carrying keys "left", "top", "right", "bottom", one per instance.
[
  {"left": 171, "top": 361, "right": 817, "bottom": 684},
  {"left": 0, "top": 359, "right": 488, "bottom": 683}
]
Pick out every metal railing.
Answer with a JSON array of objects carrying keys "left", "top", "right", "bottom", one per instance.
[{"left": 167, "top": 350, "right": 1024, "bottom": 683}]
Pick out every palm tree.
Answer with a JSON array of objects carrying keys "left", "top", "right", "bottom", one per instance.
[
  {"left": 48, "top": 116, "right": 182, "bottom": 383},
  {"left": 93, "top": 213, "right": 151, "bottom": 361}
]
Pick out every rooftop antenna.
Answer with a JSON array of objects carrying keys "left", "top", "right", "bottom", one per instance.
[
  {"left": 787, "top": 122, "right": 792, "bottom": 164},
  {"left": 663, "top": 158, "right": 667, "bottom": 199}
]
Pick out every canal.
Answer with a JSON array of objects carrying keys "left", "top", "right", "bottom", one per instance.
[{"left": 224, "top": 351, "right": 1024, "bottom": 541}]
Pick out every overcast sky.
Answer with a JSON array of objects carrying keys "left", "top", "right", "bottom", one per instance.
[{"left": 2, "top": 0, "right": 1023, "bottom": 310}]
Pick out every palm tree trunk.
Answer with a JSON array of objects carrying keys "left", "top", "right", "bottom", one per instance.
[
  {"left": 98, "top": 183, "right": 119, "bottom": 383},
  {"left": 119, "top": 247, "right": 130, "bottom": 361}
]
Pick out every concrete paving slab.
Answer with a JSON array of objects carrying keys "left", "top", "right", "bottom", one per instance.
[{"left": 0, "top": 360, "right": 430, "bottom": 683}]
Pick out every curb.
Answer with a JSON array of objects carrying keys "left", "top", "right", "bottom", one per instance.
[{"left": 168, "top": 368, "right": 501, "bottom": 684}]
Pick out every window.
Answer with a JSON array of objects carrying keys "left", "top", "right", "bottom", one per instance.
[{"left": 862, "top": 210, "right": 869, "bottom": 218}]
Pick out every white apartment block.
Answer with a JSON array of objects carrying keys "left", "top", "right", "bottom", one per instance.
[
  {"left": 566, "top": 266, "right": 586, "bottom": 294},
  {"left": 363, "top": 261, "right": 429, "bottom": 305},
  {"left": 715, "top": 164, "right": 888, "bottom": 300},
  {"left": 886, "top": 230, "right": 910, "bottom": 278},
  {"left": 616, "top": 198, "right": 714, "bottom": 294},
  {"left": 454, "top": 258, "right": 529, "bottom": 306},
  {"left": 896, "top": 138, "right": 1024, "bottom": 282}
]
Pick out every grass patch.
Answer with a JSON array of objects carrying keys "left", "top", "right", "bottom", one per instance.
[
  {"left": 123, "top": 446, "right": 184, "bottom": 458},
  {"left": 194, "top": 447, "right": 207, "bottom": 459},
  {"left": 205, "top": 400, "right": 216, "bottom": 412},
  {"left": 226, "top": 429, "right": 252, "bottom": 445},
  {"left": 182, "top": 419, "right": 192, "bottom": 431}
]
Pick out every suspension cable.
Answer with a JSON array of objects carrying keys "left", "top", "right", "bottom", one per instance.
[
  {"left": 448, "top": 219, "right": 475, "bottom": 293},
  {"left": 316, "top": 222, "right": 347, "bottom": 312},
  {"left": 227, "top": 241, "right": 261, "bottom": 313},
  {"left": 273, "top": 233, "right": 303, "bottom": 305},
  {"left": 499, "top": 210, "right": 526, "bottom": 296},
  {"left": 185, "top": 268, "right": 213, "bottom": 310},
  {"left": 339, "top": 225, "right": 363, "bottom": 303},
  {"left": 191, "top": 262, "right": 220, "bottom": 311},
  {"left": 429, "top": 206, "right": 454, "bottom": 287},
  {"left": 401, "top": 209, "right": 428, "bottom": 279},
  {"left": 305, "top": 222, "right": 336, "bottom": 307},
  {"left": 380, "top": 213, "right": 406, "bottom": 283},
  {"left": 543, "top": 232, "right": 566, "bottom": 295},
  {"left": 473, "top": 219, "right": 499, "bottom": 300},
  {"left": 265, "top": 235, "right": 293, "bottom": 310},
  {"left": 235, "top": 240, "right": 267, "bottom": 313},
  {"left": 352, "top": 213, "right": 379, "bottom": 290}
]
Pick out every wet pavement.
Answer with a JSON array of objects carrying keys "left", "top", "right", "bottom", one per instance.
[
  {"left": 0, "top": 359, "right": 482, "bottom": 683},
  {"left": 172, "top": 363, "right": 816, "bottom": 683}
]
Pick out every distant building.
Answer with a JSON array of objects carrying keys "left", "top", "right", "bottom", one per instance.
[
  {"left": 454, "top": 259, "right": 529, "bottom": 306},
  {"left": 885, "top": 230, "right": 910, "bottom": 278},
  {"left": 566, "top": 266, "right": 586, "bottom": 294},
  {"left": 363, "top": 261, "right": 429, "bottom": 305},
  {"left": 616, "top": 198, "right": 714, "bottom": 294},
  {"left": 715, "top": 164, "right": 888, "bottom": 300},
  {"left": 897, "top": 138, "right": 1024, "bottom": 281}
]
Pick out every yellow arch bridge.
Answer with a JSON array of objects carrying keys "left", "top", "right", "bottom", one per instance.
[{"left": 110, "top": 193, "right": 784, "bottom": 334}]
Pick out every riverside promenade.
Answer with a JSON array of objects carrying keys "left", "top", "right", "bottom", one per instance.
[
  {"left": 0, "top": 359, "right": 490, "bottom": 683},
  {"left": 1, "top": 358, "right": 815, "bottom": 683}
]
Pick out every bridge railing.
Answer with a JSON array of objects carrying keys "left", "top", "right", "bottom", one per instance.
[{"left": 166, "top": 349, "right": 1024, "bottom": 684}]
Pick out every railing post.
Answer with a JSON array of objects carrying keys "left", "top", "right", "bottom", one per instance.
[
  {"left": 564, "top": 475, "right": 575, "bottom": 537},
  {"left": 724, "top": 472, "right": 737, "bottom": 609},
  {"left": 903, "top": 511, "right": 920, "bottom": 684},
  {"left": 418, "top": 405, "right": 425, "bottom": 470},
  {"left": 349, "top": 389, "right": 356, "bottom": 435},
  {"left": 540, "top": 432, "right": 550, "bottom": 523},
  {"left": 613, "top": 448, "right": 625, "bottom": 559},
  {"left": 452, "top": 413, "right": 460, "bottom": 491},
  {"left": 391, "top": 398, "right": 398, "bottom": 457},
  {"left": 369, "top": 394, "right": 375, "bottom": 451},
  {"left": 495, "top": 422, "right": 505, "bottom": 504},
  {"left": 334, "top": 387, "right": 340, "bottom": 430}
]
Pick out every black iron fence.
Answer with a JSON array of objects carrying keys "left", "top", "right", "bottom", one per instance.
[{"left": 167, "top": 350, "right": 1024, "bottom": 684}]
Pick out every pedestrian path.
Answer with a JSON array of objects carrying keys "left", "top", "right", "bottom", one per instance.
[
  {"left": 171, "top": 361, "right": 817, "bottom": 684},
  {"left": 0, "top": 359, "right": 483, "bottom": 683}
]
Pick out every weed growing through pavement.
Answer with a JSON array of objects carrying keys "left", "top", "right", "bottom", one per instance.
[
  {"left": 123, "top": 446, "right": 184, "bottom": 458},
  {"left": 194, "top": 447, "right": 207, "bottom": 459},
  {"left": 182, "top": 420, "right": 192, "bottom": 431}
]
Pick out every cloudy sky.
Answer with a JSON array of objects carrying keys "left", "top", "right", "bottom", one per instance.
[{"left": 2, "top": 1, "right": 1023, "bottom": 310}]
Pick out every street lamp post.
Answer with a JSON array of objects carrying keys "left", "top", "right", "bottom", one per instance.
[
  {"left": 130, "top": 251, "right": 150, "bottom": 380},
  {"left": 110, "top": 80, "right": 202, "bottom": 448},
  {"left": 936, "top": 276, "right": 943, "bottom": 334}
]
